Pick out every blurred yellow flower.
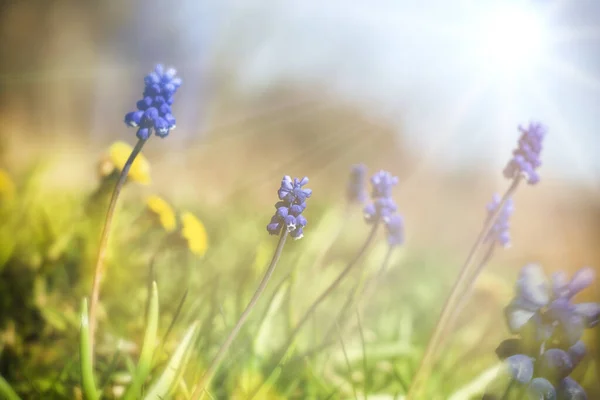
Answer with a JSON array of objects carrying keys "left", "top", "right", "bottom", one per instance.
[
  {"left": 0, "top": 169, "right": 15, "bottom": 201},
  {"left": 474, "top": 271, "right": 512, "bottom": 303},
  {"left": 231, "top": 370, "right": 284, "bottom": 400},
  {"left": 180, "top": 211, "right": 208, "bottom": 257},
  {"left": 105, "top": 141, "right": 151, "bottom": 185},
  {"left": 146, "top": 195, "right": 176, "bottom": 232}
]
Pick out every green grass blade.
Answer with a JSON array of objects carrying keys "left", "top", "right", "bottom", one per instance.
[
  {"left": 123, "top": 281, "right": 160, "bottom": 400},
  {"left": 80, "top": 298, "right": 99, "bottom": 400},
  {"left": 143, "top": 321, "right": 199, "bottom": 400},
  {"left": 0, "top": 375, "right": 22, "bottom": 400}
]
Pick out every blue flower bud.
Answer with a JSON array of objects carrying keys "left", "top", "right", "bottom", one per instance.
[
  {"left": 506, "top": 354, "right": 534, "bottom": 384},
  {"left": 539, "top": 349, "right": 573, "bottom": 382},
  {"left": 527, "top": 378, "right": 556, "bottom": 400}
]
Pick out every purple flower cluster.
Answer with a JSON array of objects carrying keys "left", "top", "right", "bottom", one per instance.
[
  {"left": 363, "top": 170, "right": 404, "bottom": 246},
  {"left": 346, "top": 164, "right": 368, "bottom": 203},
  {"left": 503, "top": 122, "right": 547, "bottom": 185},
  {"left": 363, "top": 171, "right": 398, "bottom": 223},
  {"left": 124, "top": 64, "right": 182, "bottom": 140},
  {"left": 493, "top": 264, "right": 600, "bottom": 399},
  {"left": 485, "top": 194, "right": 514, "bottom": 248},
  {"left": 267, "top": 176, "right": 311, "bottom": 240}
]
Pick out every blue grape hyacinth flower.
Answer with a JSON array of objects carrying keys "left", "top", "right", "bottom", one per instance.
[
  {"left": 504, "top": 265, "right": 599, "bottom": 346},
  {"left": 503, "top": 122, "right": 547, "bottom": 185},
  {"left": 385, "top": 214, "right": 404, "bottom": 247},
  {"left": 500, "top": 345, "right": 588, "bottom": 400},
  {"left": 347, "top": 164, "right": 368, "bottom": 203},
  {"left": 267, "top": 176, "right": 311, "bottom": 240},
  {"left": 485, "top": 194, "right": 514, "bottom": 248},
  {"left": 489, "top": 264, "right": 599, "bottom": 399},
  {"left": 124, "top": 64, "right": 182, "bottom": 140},
  {"left": 363, "top": 170, "right": 399, "bottom": 223}
]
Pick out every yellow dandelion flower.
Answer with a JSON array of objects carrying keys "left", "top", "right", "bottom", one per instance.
[
  {"left": 180, "top": 211, "right": 208, "bottom": 257},
  {"left": 0, "top": 169, "right": 16, "bottom": 201},
  {"left": 146, "top": 195, "right": 177, "bottom": 232},
  {"left": 107, "top": 141, "right": 151, "bottom": 185},
  {"left": 231, "top": 370, "right": 284, "bottom": 400}
]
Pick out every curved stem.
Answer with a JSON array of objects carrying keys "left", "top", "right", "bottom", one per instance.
[
  {"left": 89, "top": 138, "right": 147, "bottom": 354},
  {"left": 451, "top": 242, "right": 495, "bottom": 325},
  {"left": 323, "top": 245, "right": 394, "bottom": 352},
  {"left": 282, "top": 222, "right": 378, "bottom": 355},
  {"left": 190, "top": 229, "right": 289, "bottom": 400},
  {"left": 252, "top": 222, "right": 380, "bottom": 399},
  {"left": 406, "top": 176, "right": 521, "bottom": 400}
]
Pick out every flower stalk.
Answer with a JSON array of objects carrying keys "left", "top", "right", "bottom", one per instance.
[
  {"left": 190, "top": 229, "right": 289, "bottom": 399},
  {"left": 406, "top": 176, "right": 521, "bottom": 399},
  {"left": 89, "top": 137, "right": 147, "bottom": 353}
]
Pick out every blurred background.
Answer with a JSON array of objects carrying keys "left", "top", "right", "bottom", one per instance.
[{"left": 1, "top": 0, "right": 600, "bottom": 398}]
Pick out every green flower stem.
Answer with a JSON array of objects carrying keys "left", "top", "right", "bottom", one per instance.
[
  {"left": 89, "top": 138, "right": 147, "bottom": 354},
  {"left": 253, "top": 222, "right": 380, "bottom": 399},
  {"left": 80, "top": 298, "right": 99, "bottom": 400},
  {"left": 450, "top": 241, "right": 496, "bottom": 326},
  {"left": 190, "top": 229, "right": 290, "bottom": 400},
  {"left": 282, "top": 222, "right": 379, "bottom": 352},
  {"left": 320, "top": 245, "right": 395, "bottom": 367},
  {"left": 406, "top": 176, "right": 521, "bottom": 400}
]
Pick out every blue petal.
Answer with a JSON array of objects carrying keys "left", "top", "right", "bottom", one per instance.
[
  {"left": 136, "top": 128, "right": 150, "bottom": 140},
  {"left": 281, "top": 176, "right": 293, "bottom": 190},
  {"left": 516, "top": 264, "right": 550, "bottom": 308},
  {"left": 164, "top": 113, "right": 176, "bottom": 129},
  {"left": 154, "top": 117, "right": 169, "bottom": 138},
  {"left": 567, "top": 341, "right": 586, "bottom": 368},
  {"left": 125, "top": 111, "right": 143, "bottom": 127},
  {"left": 552, "top": 271, "right": 570, "bottom": 299},
  {"left": 284, "top": 215, "right": 297, "bottom": 231},
  {"left": 504, "top": 300, "right": 537, "bottom": 333},
  {"left": 276, "top": 207, "right": 289, "bottom": 218},
  {"left": 527, "top": 378, "right": 556, "bottom": 400},
  {"left": 566, "top": 267, "right": 594, "bottom": 298},
  {"left": 573, "top": 303, "right": 600, "bottom": 328},
  {"left": 506, "top": 354, "right": 534, "bottom": 384},
  {"left": 549, "top": 301, "right": 585, "bottom": 347},
  {"left": 296, "top": 215, "right": 307, "bottom": 227},
  {"left": 143, "top": 107, "right": 159, "bottom": 123},
  {"left": 557, "top": 377, "right": 587, "bottom": 400},
  {"left": 290, "top": 226, "right": 304, "bottom": 240},
  {"left": 539, "top": 349, "right": 574, "bottom": 382},
  {"left": 289, "top": 205, "right": 303, "bottom": 216},
  {"left": 267, "top": 222, "right": 281, "bottom": 235},
  {"left": 136, "top": 96, "right": 153, "bottom": 111}
]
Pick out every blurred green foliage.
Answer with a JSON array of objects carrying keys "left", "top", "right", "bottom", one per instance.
[{"left": 0, "top": 160, "right": 598, "bottom": 400}]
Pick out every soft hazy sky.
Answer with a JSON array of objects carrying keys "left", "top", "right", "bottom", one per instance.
[{"left": 197, "top": 0, "right": 600, "bottom": 186}]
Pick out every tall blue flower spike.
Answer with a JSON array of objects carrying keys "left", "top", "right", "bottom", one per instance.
[
  {"left": 363, "top": 170, "right": 399, "bottom": 223},
  {"left": 362, "top": 170, "right": 405, "bottom": 247},
  {"left": 485, "top": 194, "right": 514, "bottom": 248},
  {"left": 267, "top": 176, "right": 311, "bottom": 240},
  {"left": 347, "top": 164, "right": 368, "bottom": 203},
  {"left": 385, "top": 214, "right": 404, "bottom": 247},
  {"left": 503, "top": 122, "right": 547, "bottom": 185},
  {"left": 489, "top": 264, "right": 600, "bottom": 399},
  {"left": 124, "top": 64, "right": 182, "bottom": 140}
]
